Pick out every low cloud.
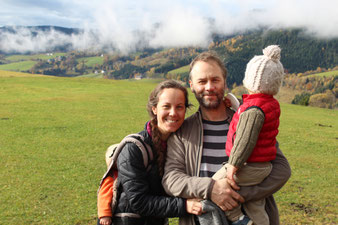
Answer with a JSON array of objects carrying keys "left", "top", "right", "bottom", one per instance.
[{"left": 0, "top": 0, "right": 337, "bottom": 54}]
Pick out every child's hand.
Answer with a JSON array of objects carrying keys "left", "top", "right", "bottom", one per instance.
[
  {"left": 226, "top": 164, "right": 239, "bottom": 189},
  {"left": 99, "top": 217, "right": 112, "bottom": 225},
  {"left": 223, "top": 97, "right": 232, "bottom": 108},
  {"left": 186, "top": 198, "right": 203, "bottom": 215}
]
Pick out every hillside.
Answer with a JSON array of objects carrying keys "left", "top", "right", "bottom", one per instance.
[
  {"left": 1, "top": 27, "right": 337, "bottom": 109},
  {"left": 0, "top": 25, "right": 80, "bottom": 35},
  {"left": 1, "top": 27, "right": 337, "bottom": 84},
  {"left": 210, "top": 28, "right": 338, "bottom": 86},
  {"left": 0, "top": 71, "right": 337, "bottom": 224}
]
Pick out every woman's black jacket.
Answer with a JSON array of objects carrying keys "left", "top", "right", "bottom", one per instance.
[{"left": 115, "top": 126, "right": 187, "bottom": 225}]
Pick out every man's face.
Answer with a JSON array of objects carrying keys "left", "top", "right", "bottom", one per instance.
[{"left": 189, "top": 60, "right": 226, "bottom": 109}]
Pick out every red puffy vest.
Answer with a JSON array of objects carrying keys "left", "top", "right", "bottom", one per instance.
[{"left": 226, "top": 93, "right": 280, "bottom": 162}]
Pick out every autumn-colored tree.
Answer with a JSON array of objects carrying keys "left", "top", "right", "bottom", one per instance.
[
  {"left": 333, "top": 87, "right": 338, "bottom": 98},
  {"left": 232, "top": 86, "right": 248, "bottom": 97},
  {"left": 308, "top": 91, "right": 336, "bottom": 109},
  {"left": 306, "top": 83, "right": 313, "bottom": 91}
]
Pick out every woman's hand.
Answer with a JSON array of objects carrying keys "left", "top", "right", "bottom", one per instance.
[{"left": 186, "top": 198, "right": 203, "bottom": 215}]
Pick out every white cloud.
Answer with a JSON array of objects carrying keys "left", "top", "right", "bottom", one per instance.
[
  {"left": 148, "top": 7, "right": 211, "bottom": 48},
  {"left": 0, "top": 0, "right": 337, "bottom": 53}
]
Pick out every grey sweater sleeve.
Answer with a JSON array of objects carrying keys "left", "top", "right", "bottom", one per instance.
[{"left": 228, "top": 108, "right": 265, "bottom": 167}]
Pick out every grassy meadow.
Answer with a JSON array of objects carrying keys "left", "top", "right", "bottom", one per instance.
[
  {"left": 168, "top": 65, "right": 190, "bottom": 74},
  {"left": 76, "top": 57, "right": 104, "bottom": 68},
  {"left": 5, "top": 53, "right": 66, "bottom": 62},
  {"left": 307, "top": 70, "right": 338, "bottom": 77},
  {"left": 0, "top": 70, "right": 337, "bottom": 224},
  {"left": 0, "top": 61, "right": 37, "bottom": 71}
]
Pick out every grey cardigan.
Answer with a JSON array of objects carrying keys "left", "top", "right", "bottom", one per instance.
[{"left": 162, "top": 109, "right": 291, "bottom": 225}]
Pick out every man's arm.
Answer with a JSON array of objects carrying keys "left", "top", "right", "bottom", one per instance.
[
  {"left": 162, "top": 132, "right": 214, "bottom": 199},
  {"left": 238, "top": 144, "right": 291, "bottom": 202},
  {"left": 163, "top": 127, "right": 244, "bottom": 211}
]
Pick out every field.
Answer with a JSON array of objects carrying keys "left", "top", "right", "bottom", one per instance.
[
  {"left": 168, "top": 65, "right": 190, "bottom": 74},
  {"left": 78, "top": 73, "right": 104, "bottom": 78},
  {"left": 0, "top": 70, "right": 337, "bottom": 224},
  {"left": 4, "top": 53, "right": 66, "bottom": 62},
  {"left": 0, "top": 60, "right": 37, "bottom": 71},
  {"left": 307, "top": 70, "right": 338, "bottom": 77},
  {"left": 77, "top": 56, "right": 104, "bottom": 68}
]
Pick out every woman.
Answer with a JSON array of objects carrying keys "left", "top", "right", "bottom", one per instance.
[{"left": 99, "top": 80, "right": 202, "bottom": 225}]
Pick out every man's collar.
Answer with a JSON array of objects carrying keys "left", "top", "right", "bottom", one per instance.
[{"left": 198, "top": 106, "right": 230, "bottom": 122}]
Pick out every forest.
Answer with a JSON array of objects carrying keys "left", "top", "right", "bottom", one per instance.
[
  {"left": 1, "top": 28, "right": 336, "bottom": 83},
  {"left": 0, "top": 27, "right": 337, "bottom": 109}
]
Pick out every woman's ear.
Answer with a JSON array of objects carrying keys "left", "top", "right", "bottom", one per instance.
[{"left": 152, "top": 106, "right": 157, "bottom": 115}]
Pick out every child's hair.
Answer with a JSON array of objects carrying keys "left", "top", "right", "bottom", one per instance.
[
  {"left": 243, "top": 45, "right": 285, "bottom": 95},
  {"left": 146, "top": 80, "right": 191, "bottom": 176}
]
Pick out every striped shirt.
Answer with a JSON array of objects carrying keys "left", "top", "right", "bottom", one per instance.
[{"left": 199, "top": 119, "right": 230, "bottom": 177}]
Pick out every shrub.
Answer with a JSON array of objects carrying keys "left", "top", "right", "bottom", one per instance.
[
  {"left": 333, "top": 87, "right": 338, "bottom": 98},
  {"left": 308, "top": 91, "right": 336, "bottom": 109},
  {"left": 292, "top": 92, "right": 311, "bottom": 106},
  {"left": 231, "top": 86, "right": 248, "bottom": 97}
]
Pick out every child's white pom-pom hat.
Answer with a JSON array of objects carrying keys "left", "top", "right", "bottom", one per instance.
[{"left": 243, "top": 45, "right": 285, "bottom": 95}]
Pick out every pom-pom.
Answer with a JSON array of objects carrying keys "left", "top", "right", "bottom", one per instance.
[{"left": 263, "top": 45, "right": 281, "bottom": 61}]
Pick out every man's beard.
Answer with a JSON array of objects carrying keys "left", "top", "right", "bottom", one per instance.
[{"left": 193, "top": 90, "right": 224, "bottom": 109}]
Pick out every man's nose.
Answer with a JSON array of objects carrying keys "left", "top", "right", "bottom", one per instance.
[{"left": 205, "top": 81, "right": 214, "bottom": 91}]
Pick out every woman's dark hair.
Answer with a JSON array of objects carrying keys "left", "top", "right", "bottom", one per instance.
[{"left": 146, "top": 79, "right": 191, "bottom": 176}]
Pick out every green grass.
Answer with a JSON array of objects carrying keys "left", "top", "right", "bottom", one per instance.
[
  {"left": 0, "top": 73, "right": 163, "bottom": 224},
  {"left": 168, "top": 65, "right": 190, "bottom": 74},
  {"left": 77, "top": 57, "right": 104, "bottom": 68},
  {"left": 78, "top": 73, "right": 104, "bottom": 78},
  {"left": 0, "top": 71, "right": 337, "bottom": 224},
  {"left": 307, "top": 70, "right": 338, "bottom": 77},
  {"left": 275, "top": 103, "right": 338, "bottom": 224},
  {"left": 5, "top": 53, "right": 66, "bottom": 62},
  {"left": 0, "top": 60, "right": 36, "bottom": 71},
  {"left": 0, "top": 70, "right": 45, "bottom": 77},
  {"left": 146, "top": 58, "right": 168, "bottom": 66}
]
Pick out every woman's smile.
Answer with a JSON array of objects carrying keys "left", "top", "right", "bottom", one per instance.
[{"left": 152, "top": 88, "right": 186, "bottom": 140}]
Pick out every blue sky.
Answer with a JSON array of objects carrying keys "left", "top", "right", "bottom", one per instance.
[
  {"left": 0, "top": 0, "right": 337, "bottom": 53},
  {"left": 1, "top": 0, "right": 230, "bottom": 28}
]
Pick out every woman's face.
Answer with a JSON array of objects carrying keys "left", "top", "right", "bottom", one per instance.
[{"left": 152, "top": 88, "right": 186, "bottom": 140}]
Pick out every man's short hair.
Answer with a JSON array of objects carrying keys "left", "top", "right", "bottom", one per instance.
[{"left": 189, "top": 51, "right": 227, "bottom": 81}]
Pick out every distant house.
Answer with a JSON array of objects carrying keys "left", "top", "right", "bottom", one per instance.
[{"left": 134, "top": 74, "right": 142, "bottom": 80}]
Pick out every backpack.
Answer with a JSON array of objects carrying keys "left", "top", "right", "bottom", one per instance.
[{"left": 97, "top": 133, "right": 153, "bottom": 218}]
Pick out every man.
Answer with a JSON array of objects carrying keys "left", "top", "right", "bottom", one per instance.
[{"left": 162, "top": 51, "right": 291, "bottom": 225}]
